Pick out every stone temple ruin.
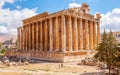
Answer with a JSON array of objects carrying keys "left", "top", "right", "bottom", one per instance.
[{"left": 6, "top": 3, "right": 101, "bottom": 62}]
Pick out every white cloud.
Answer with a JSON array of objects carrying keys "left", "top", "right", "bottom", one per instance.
[
  {"left": 69, "top": 2, "right": 81, "bottom": 8},
  {"left": 0, "top": 26, "right": 8, "bottom": 33},
  {"left": 0, "top": 0, "right": 15, "bottom": 9},
  {"left": 101, "top": 8, "right": 120, "bottom": 33},
  {"left": 0, "top": 1, "right": 37, "bottom": 35},
  {"left": 16, "top": 5, "right": 21, "bottom": 9}
]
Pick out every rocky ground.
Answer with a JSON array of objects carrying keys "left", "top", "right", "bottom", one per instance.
[{"left": 0, "top": 56, "right": 117, "bottom": 75}]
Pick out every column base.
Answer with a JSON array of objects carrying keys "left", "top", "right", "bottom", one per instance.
[{"left": 6, "top": 50, "right": 96, "bottom": 62}]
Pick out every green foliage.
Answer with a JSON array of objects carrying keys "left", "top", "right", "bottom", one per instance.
[
  {"left": 0, "top": 47, "right": 8, "bottom": 53},
  {"left": 0, "top": 43, "right": 2, "bottom": 49},
  {"left": 94, "top": 29, "right": 119, "bottom": 74}
]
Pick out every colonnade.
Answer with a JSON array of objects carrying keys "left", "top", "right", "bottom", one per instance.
[{"left": 18, "top": 15, "right": 100, "bottom": 52}]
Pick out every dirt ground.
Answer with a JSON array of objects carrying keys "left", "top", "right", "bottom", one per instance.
[{"left": 0, "top": 61, "right": 107, "bottom": 75}]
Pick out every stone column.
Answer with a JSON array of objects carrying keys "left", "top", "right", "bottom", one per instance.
[
  {"left": 89, "top": 21, "right": 93, "bottom": 50},
  {"left": 23, "top": 26, "right": 25, "bottom": 51},
  {"left": 97, "top": 22, "right": 100, "bottom": 44},
  {"left": 20, "top": 27, "right": 22, "bottom": 50},
  {"left": 29, "top": 24, "right": 32, "bottom": 51},
  {"left": 34, "top": 23, "right": 36, "bottom": 51},
  {"left": 36, "top": 22, "right": 39, "bottom": 51},
  {"left": 61, "top": 15, "right": 66, "bottom": 52},
  {"left": 49, "top": 18, "right": 53, "bottom": 51},
  {"left": 40, "top": 21, "right": 43, "bottom": 51},
  {"left": 19, "top": 28, "right": 21, "bottom": 50},
  {"left": 25, "top": 26, "right": 27, "bottom": 51},
  {"left": 67, "top": 16, "right": 72, "bottom": 51},
  {"left": 85, "top": 20, "right": 89, "bottom": 50},
  {"left": 73, "top": 17, "right": 78, "bottom": 51},
  {"left": 93, "top": 21, "right": 97, "bottom": 49},
  {"left": 32, "top": 23, "right": 35, "bottom": 51},
  {"left": 44, "top": 20, "right": 48, "bottom": 51},
  {"left": 55, "top": 16, "right": 59, "bottom": 51},
  {"left": 21, "top": 27, "right": 23, "bottom": 51},
  {"left": 26, "top": 25, "right": 28, "bottom": 51},
  {"left": 78, "top": 18, "right": 83, "bottom": 50},
  {"left": 17, "top": 28, "right": 20, "bottom": 50}
]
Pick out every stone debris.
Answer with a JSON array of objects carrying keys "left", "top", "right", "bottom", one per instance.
[
  {"left": 77, "top": 58, "right": 97, "bottom": 66},
  {"left": 0, "top": 56, "right": 30, "bottom": 66}
]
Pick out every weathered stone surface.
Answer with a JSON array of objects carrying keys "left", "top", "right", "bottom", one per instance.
[{"left": 8, "top": 3, "right": 101, "bottom": 62}]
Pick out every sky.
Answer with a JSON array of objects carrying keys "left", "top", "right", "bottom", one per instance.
[{"left": 0, "top": 0, "right": 120, "bottom": 35}]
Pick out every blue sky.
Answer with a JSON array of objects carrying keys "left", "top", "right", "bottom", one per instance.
[
  {"left": 0, "top": 0, "right": 120, "bottom": 35},
  {"left": 3, "top": 0, "right": 120, "bottom": 14}
]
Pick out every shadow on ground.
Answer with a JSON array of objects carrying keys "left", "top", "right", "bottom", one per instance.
[{"left": 80, "top": 72, "right": 117, "bottom": 75}]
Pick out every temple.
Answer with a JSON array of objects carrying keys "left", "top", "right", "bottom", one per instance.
[{"left": 7, "top": 3, "right": 101, "bottom": 62}]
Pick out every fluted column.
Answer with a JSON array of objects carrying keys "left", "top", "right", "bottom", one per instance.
[
  {"left": 49, "top": 18, "right": 53, "bottom": 51},
  {"left": 29, "top": 24, "right": 32, "bottom": 51},
  {"left": 21, "top": 27, "right": 23, "bottom": 51},
  {"left": 40, "top": 21, "right": 43, "bottom": 51},
  {"left": 55, "top": 16, "right": 59, "bottom": 51},
  {"left": 44, "top": 20, "right": 48, "bottom": 51},
  {"left": 34, "top": 23, "right": 36, "bottom": 50},
  {"left": 73, "top": 17, "right": 78, "bottom": 51},
  {"left": 25, "top": 26, "right": 27, "bottom": 51},
  {"left": 61, "top": 15, "right": 66, "bottom": 52},
  {"left": 20, "top": 27, "right": 22, "bottom": 50},
  {"left": 85, "top": 20, "right": 89, "bottom": 50},
  {"left": 67, "top": 16, "right": 72, "bottom": 51},
  {"left": 78, "top": 18, "right": 83, "bottom": 50},
  {"left": 36, "top": 22, "right": 39, "bottom": 51},
  {"left": 26, "top": 25, "right": 28, "bottom": 51},
  {"left": 97, "top": 22, "right": 100, "bottom": 44},
  {"left": 89, "top": 21, "right": 93, "bottom": 50},
  {"left": 93, "top": 21, "right": 97, "bottom": 49},
  {"left": 32, "top": 23, "right": 35, "bottom": 51},
  {"left": 19, "top": 28, "right": 21, "bottom": 50},
  {"left": 23, "top": 26, "right": 25, "bottom": 51},
  {"left": 17, "top": 28, "right": 20, "bottom": 50}
]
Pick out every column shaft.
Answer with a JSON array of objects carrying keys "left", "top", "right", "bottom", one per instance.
[
  {"left": 73, "top": 17, "right": 78, "bottom": 51},
  {"left": 55, "top": 17, "right": 59, "bottom": 51},
  {"left": 23, "top": 26, "right": 25, "bottom": 51},
  {"left": 29, "top": 24, "right": 32, "bottom": 51},
  {"left": 61, "top": 15, "right": 66, "bottom": 52},
  {"left": 40, "top": 21, "right": 43, "bottom": 51},
  {"left": 36, "top": 22, "right": 39, "bottom": 50},
  {"left": 49, "top": 18, "right": 53, "bottom": 51},
  {"left": 67, "top": 16, "right": 72, "bottom": 51},
  {"left": 32, "top": 24, "right": 35, "bottom": 50},
  {"left": 26, "top": 25, "right": 28, "bottom": 51},
  {"left": 78, "top": 18, "right": 83, "bottom": 50},
  {"left": 85, "top": 20, "right": 89, "bottom": 50},
  {"left": 17, "top": 28, "right": 20, "bottom": 50},
  {"left": 97, "top": 22, "right": 100, "bottom": 44},
  {"left": 93, "top": 21, "right": 97, "bottom": 49},
  {"left": 89, "top": 21, "right": 93, "bottom": 50},
  {"left": 44, "top": 20, "right": 48, "bottom": 51},
  {"left": 21, "top": 27, "right": 23, "bottom": 51}
]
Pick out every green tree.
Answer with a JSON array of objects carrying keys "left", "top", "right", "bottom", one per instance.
[
  {"left": 0, "top": 43, "right": 2, "bottom": 49},
  {"left": 94, "top": 30, "right": 119, "bottom": 74},
  {"left": 1, "top": 47, "right": 8, "bottom": 53}
]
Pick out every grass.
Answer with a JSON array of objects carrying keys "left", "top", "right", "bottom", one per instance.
[
  {"left": 38, "top": 68, "right": 50, "bottom": 72},
  {"left": 0, "top": 66, "right": 9, "bottom": 68},
  {"left": 0, "top": 53, "right": 5, "bottom": 56},
  {"left": 24, "top": 69, "right": 38, "bottom": 72}
]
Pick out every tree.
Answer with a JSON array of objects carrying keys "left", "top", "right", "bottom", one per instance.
[
  {"left": 94, "top": 29, "right": 119, "bottom": 74},
  {"left": 0, "top": 43, "right": 2, "bottom": 49}
]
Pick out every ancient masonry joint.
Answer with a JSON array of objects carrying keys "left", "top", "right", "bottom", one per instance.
[{"left": 7, "top": 3, "right": 101, "bottom": 62}]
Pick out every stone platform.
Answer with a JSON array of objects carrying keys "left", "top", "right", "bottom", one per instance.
[{"left": 6, "top": 50, "right": 95, "bottom": 62}]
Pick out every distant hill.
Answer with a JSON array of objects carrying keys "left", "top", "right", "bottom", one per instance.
[
  {"left": 0, "top": 33, "right": 17, "bottom": 43},
  {"left": 0, "top": 33, "right": 9, "bottom": 36}
]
